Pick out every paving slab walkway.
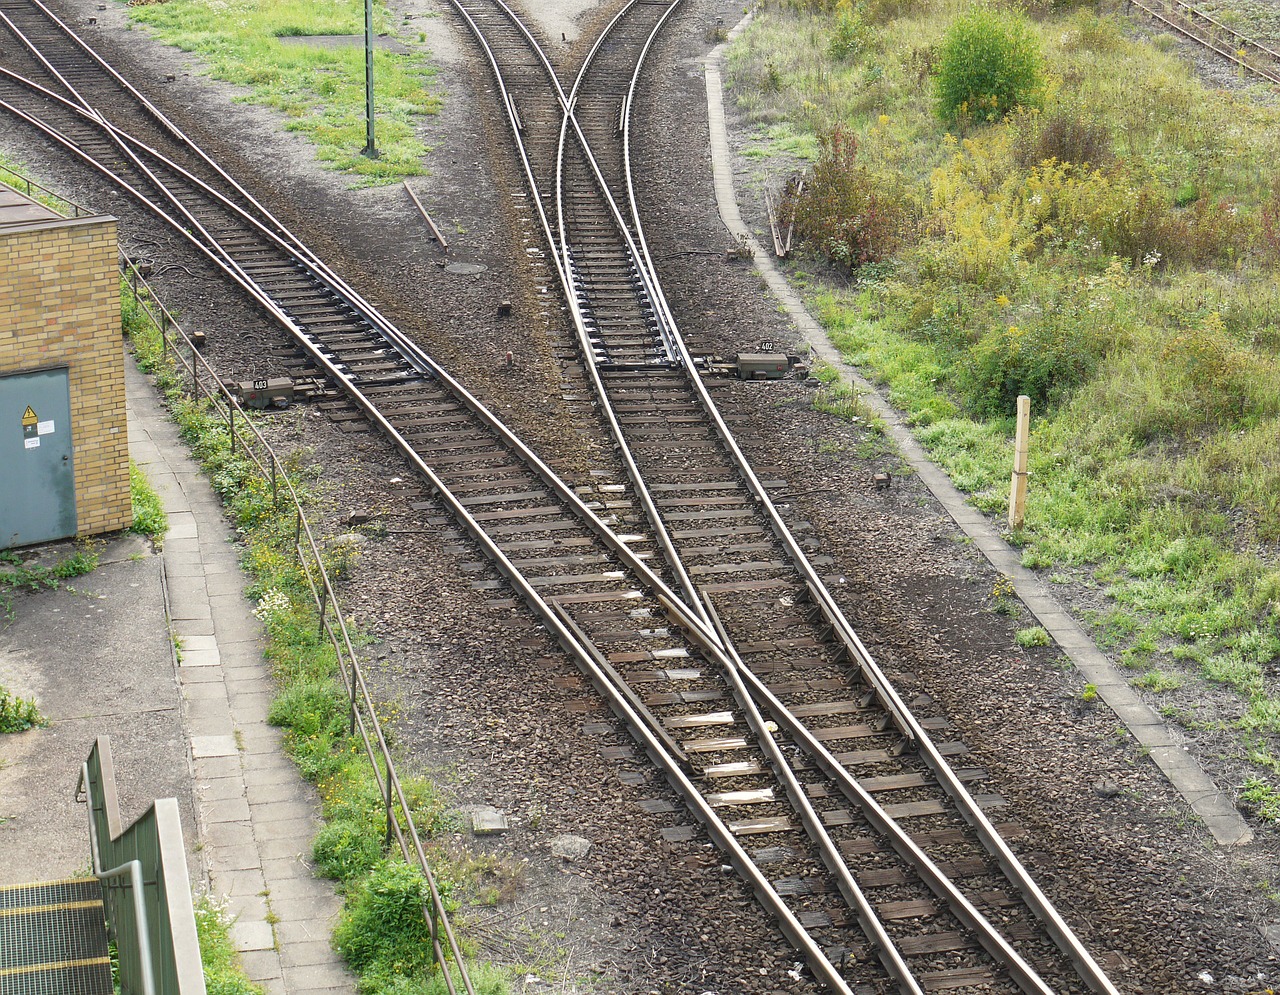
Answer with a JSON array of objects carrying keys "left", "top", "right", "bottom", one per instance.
[
  {"left": 127, "top": 355, "right": 356, "bottom": 994},
  {"left": 701, "top": 15, "right": 1252, "bottom": 848}
]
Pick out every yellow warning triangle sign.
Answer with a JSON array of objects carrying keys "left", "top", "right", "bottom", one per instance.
[{"left": 21, "top": 406, "right": 37, "bottom": 427}]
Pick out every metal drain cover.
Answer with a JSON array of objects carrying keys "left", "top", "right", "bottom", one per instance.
[{"left": 444, "top": 261, "right": 487, "bottom": 275}]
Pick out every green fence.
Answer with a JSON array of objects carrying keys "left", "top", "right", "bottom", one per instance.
[{"left": 77, "top": 736, "right": 206, "bottom": 995}]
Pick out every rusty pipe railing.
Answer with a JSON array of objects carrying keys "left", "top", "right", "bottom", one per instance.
[{"left": 118, "top": 256, "right": 474, "bottom": 995}]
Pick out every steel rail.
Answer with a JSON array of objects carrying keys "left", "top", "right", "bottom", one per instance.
[
  {"left": 697, "top": 596, "right": 926, "bottom": 995},
  {"left": 4, "top": 29, "right": 851, "bottom": 993},
  {"left": 612, "top": 22, "right": 1124, "bottom": 995},
  {"left": 4, "top": 0, "right": 294, "bottom": 235},
  {"left": 5, "top": 7, "right": 1111, "bottom": 983},
  {"left": 0, "top": 13, "right": 296, "bottom": 322},
  {"left": 4, "top": 0, "right": 440, "bottom": 317},
  {"left": 450, "top": 5, "right": 1084, "bottom": 990},
  {"left": 1127, "top": 0, "right": 1280, "bottom": 83},
  {"left": 445, "top": 0, "right": 707, "bottom": 618},
  {"left": 0, "top": 84, "right": 732, "bottom": 995},
  {"left": 119, "top": 257, "right": 469, "bottom": 992},
  {"left": 553, "top": 7, "right": 709, "bottom": 616},
  {"left": 701, "top": 595, "right": 1060, "bottom": 995},
  {"left": 2, "top": 83, "right": 510, "bottom": 982},
  {"left": 0, "top": 61, "right": 861, "bottom": 991},
  {"left": 0, "top": 56, "right": 712, "bottom": 653}
]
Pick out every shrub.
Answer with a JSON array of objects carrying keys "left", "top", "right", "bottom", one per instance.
[
  {"left": 828, "top": 0, "right": 869, "bottom": 60},
  {"left": 313, "top": 819, "right": 382, "bottom": 881},
  {"left": 934, "top": 6, "right": 1044, "bottom": 123},
  {"left": 1015, "top": 626, "right": 1051, "bottom": 647},
  {"left": 1159, "top": 314, "right": 1271, "bottom": 424},
  {"left": 1012, "top": 109, "right": 1112, "bottom": 170},
  {"left": 333, "top": 861, "right": 443, "bottom": 978},
  {"left": 787, "top": 125, "right": 904, "bottom": 269},
  {"left": 955, "top": 282, "right": 1118, "bottom": 416},
  {"left": 1058, "top": 10, "right": 1123, "bottom": 50}
]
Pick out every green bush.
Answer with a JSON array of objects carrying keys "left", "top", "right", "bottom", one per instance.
[
  {"left": 828, "top": 0, "right": 869, "bottom": 60},
  {"left": 129, "top": 462, "right": 169, "bottom": 539},
  {"left": 333, "top": 861, "right": 442, "bottom": 978},
  {"left": 1015, "top": 626, "right": 1051, "bottom": 647},
  {"left": 313, "top": 819, "right": 382, "bottom": 881},
  {"left": 956, "top": 315, "right": 1109, "bottom": 417},
  {"left": 934, "top": 6, "right": 1044, "bottom": 123}
]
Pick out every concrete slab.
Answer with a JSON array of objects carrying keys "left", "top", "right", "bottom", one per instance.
[
  {"left": 192, "top": 735, "right": 239, "bottom": 759},
  {"left": 231, "top": 920, "right": 276, "bottom": 953},
  {"left": 238, "top": 949, "right": 286, "bottom": 983},
  {"left": 199, "top": 776, "right": 249, "bottom": 802},
  {"left": 208, "top": 867, "right": 267, "bottom": 897},
  {"left": 279, "top": 942, "right": 344, "bottom": 970},
  {"left": 181, "top": 647, "right": 224, "bottom": 668},
  {"left": 194, "top": 755, "right": 244, "bottom": 780},
  {"left": 203, "top": 797, "right": 253, "bottom": 824}
]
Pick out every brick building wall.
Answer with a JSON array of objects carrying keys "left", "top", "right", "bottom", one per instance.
[{"left": 0, "top": 213, "right": 130, "bottom": 537}]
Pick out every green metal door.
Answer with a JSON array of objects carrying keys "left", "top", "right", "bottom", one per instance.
[{"left": 1, "top": 367, "right": 77, "bottom": 548}]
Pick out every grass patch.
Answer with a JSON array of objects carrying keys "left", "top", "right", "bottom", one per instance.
[
  {"left": 122, "top": 0, "right": 439, "bottom": 183},
  {"left": 130, "top": 461, "right": 169, "bottom": 540},
  {"left": 1240, "top": 777, "right": 1280, "bottom": 823},
  {"left": 1133, "top": 669, "right": 1184, "bottom": 692},
  {"left": 0, "top": 544, "right": 100, "bottom": 620},
  {"left": 730, "top": 1, "right": 1280, "bottom": 780},
  {"left": 194, "top": 896, "right": 263, "bottom": 995},
  {"left": 122, "top": 281, "right": 507, "bottom": 993},
  {"left": 1014, "top": 626, "right": 1050, "bottom": 648}
]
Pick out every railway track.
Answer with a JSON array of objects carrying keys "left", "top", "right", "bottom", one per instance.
[
  {"left": 1127, "top": 0, "right": 1280, "bottom": 84},
  {"left": 449, "top": 2, "right": 1124, "bottom": 993},
  {"left": 1, "top": 1, "right": 1123, "bottom": 991}
]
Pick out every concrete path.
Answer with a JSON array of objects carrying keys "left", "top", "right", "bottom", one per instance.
[
  {"left": 701, "top": 17, "right": 1252, "bottom": 848},
  {"left": 127, "top": 355, "right": 356, "bottom": 994}
]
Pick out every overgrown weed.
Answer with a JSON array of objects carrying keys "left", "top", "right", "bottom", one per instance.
[{"left": 730, "top": 1, "right": 1280, "bottom": 806}]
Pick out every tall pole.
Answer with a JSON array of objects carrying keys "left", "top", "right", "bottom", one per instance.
[{"left": 362, "top": 0, "right": 378, "bottom": 159}]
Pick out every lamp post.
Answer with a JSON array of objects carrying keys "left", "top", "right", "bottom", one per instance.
[{"left": 362, "top": 0, "right": 378, "bottom": 159}]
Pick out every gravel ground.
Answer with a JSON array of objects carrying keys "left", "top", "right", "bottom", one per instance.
[{"left": 5, "top": 0, "right": 1280, "bottom": 991}]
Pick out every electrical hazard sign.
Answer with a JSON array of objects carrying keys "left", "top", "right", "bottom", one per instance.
[{"left": 21, "top": 405, "right": 48, "bottom": 450}]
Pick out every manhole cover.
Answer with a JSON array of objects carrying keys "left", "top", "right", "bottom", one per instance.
[{"left": 444, "top": 261, "right": 487, "bottom": 275}]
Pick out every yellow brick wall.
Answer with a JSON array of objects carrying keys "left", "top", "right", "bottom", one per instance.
[{"left": 0, "top": 217, "right": 131, "bottom": 537}]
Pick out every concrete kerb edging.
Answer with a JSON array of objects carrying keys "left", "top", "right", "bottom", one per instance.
[{"left": 701, "top": 15, "right": 1253, "bottom": 848}]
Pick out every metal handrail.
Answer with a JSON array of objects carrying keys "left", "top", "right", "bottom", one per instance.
[
  {"left": 82, "top": 817, "right": 157, "bottom": 995},
  {"left": 0, "top": 160, "right": 91, "bottom": 216},
  {"left": 118, "top": 259, "right": 474, "bottom": 995}
]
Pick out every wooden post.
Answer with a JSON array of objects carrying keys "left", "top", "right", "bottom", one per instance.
[{"left": 1008, "top": 395, "right": 1030, "bottom": 530}]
